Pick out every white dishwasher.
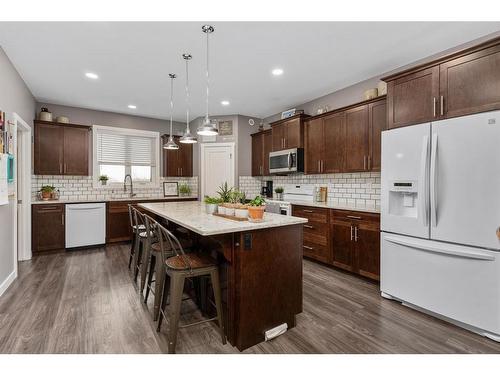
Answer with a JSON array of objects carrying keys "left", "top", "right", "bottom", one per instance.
[{"left": 65, "top": 203, "right": 106, "bottom": 249}]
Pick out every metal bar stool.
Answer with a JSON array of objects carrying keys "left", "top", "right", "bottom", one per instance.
[
  {"left": 131, "top": 207, "right": 156, "bottom": 285},
  {"left": 155, "top": 222, "right": 226, "bottom": 354},
  {"left": 127, "top": 204, "right": 145, "bottom": 269}
]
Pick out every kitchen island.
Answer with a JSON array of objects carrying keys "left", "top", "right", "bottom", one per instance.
[{"left": 138, "top": 201, "right": 307, "bottom": 351}]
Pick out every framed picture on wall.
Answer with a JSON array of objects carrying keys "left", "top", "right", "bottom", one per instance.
[
  {"left": 218, "top": 120, "right": 233, "bottom": 136},
  {"left": 163, "top": 182, "right": 179, "bottom": 197}
]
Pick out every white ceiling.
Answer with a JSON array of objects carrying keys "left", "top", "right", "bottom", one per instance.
[{"left": 1, "top": 22, "right": 499, "bottom": 121}]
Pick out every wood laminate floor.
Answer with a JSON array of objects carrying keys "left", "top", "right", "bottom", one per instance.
[{"left": 1, "top": 244, "right": 499, "bottom": 354}]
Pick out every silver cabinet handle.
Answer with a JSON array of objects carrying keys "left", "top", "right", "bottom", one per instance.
[
  {"left": 303, "top": 245, "right": 313, "bottom": 250},
  {"left": 354, "top": 226, "right": 358, "bottom": 242},
  {"left": 433, "top": 97, "right": 437, "bottom": 117},
  {"left": 303, "top": 209, "right": 314, "bottom": 213},
  {"left": 347, "top": 215, "right": 362, "bottom": 220},
  {"left": 440, "top": 95, "right": 444, "bottom": 116},
  {"left": 304, "top": 224, "right": 314, "bottom": 229},
  {"left": 321, "top": 160, "right": 324, "bottom": 173},
  {"left": 318, "top": 160, "right": 320, "bottom": 173},
  {"left": 350, "top": 225, "right": 353, "bottom": 241},
  {"left": 61, "top": 213, "right": 64, "bottom": 226},
  {"left": 363, "top": 155, "right": 367, "bottom": 170}
]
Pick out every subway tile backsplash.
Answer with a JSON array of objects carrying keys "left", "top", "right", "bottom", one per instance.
[
  {"left": 239, "top": 172, "right": 381, "bottom": 208},
  {"left": 32, "top": 175, "right": 198, "bottom": 201}
]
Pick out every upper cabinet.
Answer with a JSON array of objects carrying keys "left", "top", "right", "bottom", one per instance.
[
  {"left": 384, "top": 37, "right": 500, "bottom": 129},
  {"left": 270, "top": 114, "right": 309, "bottom": 151},
  {"left": 251, "top": 129, "right": 272, "bottom": 176},
  {"left": 34, "top": 120, "right": 90, "bottom": 176},
  {"left": 368, "top": 99, "right": 387, "bottom": 172},
  {"left": 344, "top": 105, "right": 369, "bottom": 172},
  {"left": 162, "top": 135, "right": 193, "bottom": 177}
]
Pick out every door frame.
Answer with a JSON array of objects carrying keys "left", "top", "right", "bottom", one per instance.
[
  {"left": 13, "top": 113, "right": 32, "bottom": 262},
  {"left": 199, "top": 142, "right": 236, "bottom": 198}
]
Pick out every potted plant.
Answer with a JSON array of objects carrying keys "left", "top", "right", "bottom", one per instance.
[
  {"left": 99, "top": 175, "right": 109, "bottom": 186},
  {"left": 40, "top": 185, "right": 56, "bottom": 200},
  {"left": 247, "top": 195, "right": 266, "bottom": 222},
  {"left": 274, "top": 186, "right": 284, "bottom": 200},
  {"left": 204, "top": 196, "right": 221, "bottom": 214},
  {"left": 178, "top": 183, "right": 191, "bottom": 197},
  {"left": 232, "top": 190, "right": 249, "bottom": 218},
  {"left": 217, "top": 182, "right": 233, "bottom": 215}
]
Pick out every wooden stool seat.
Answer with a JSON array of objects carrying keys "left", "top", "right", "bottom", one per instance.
[
  {"left": 133, "top": 224, "right": 146, "bottom": 231},
  {"left": 151, "top": 238, "right": 192, "bottom": 254},
  {"left": 166, "top": 253, "right": 216, "bottom": 271},
  {"left": 139, "top": 230, "right": 155, "bottom": 238}
]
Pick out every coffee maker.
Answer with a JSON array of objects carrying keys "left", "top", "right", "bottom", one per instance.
[{"left": 261, "top": 180, "right": 273, "bottom": 198}]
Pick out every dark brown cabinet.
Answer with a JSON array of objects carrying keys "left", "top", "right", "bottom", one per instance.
[
  {"left": 32, "top": 204, "right": 65, "bottom": 253},
  {"left": 270, "top": 114, "right": 309, "bottom": 151},
  {"left": 251, "top": 129, "right": 272, "bottom": 176},
  {"left": 384, "top": 37, "right": 500, "bottom": 129},
  {"left": 292, "top": 205, "right": 331, "bottom": 264},
  {"left": 345, "top": 105, "right": 369, "bottom": 172},
  {"left": 162, "top": 135, "right": 193, "bottom": 177},
  {"left": 368, "top": 99, "right": 387, "bottom": 172},
  {"left": 331, "top": 210, "right": 380, "bottom": 281},
  {"left": 304, "top": 118, "right": 323, "bottom": 174},
  {"left": 106, "top": 201, "right": 134, "bottom": 243},
  {"left": 34, "top": 121, "right": 90, "bottom": 176}
]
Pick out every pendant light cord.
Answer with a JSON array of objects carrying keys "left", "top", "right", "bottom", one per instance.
[
  {"left": 185, "top": 57, "right": 190, "bottom": 132},
  {"left": 205, "top": 30, "right": 210, "bottom": 123},
  {"left": 169, "top": 75, "right": 174, "bottom": 137}
]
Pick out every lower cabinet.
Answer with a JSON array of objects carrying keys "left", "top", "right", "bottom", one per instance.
[
  {"left": 106, "top": 201, "right": 134, "bottom": 243},
  {"left": 32, "top": 204, "right": 65, "bottom": 253},
  {"left": 293, "top": 204, "right": 380, "bottom": 281}
]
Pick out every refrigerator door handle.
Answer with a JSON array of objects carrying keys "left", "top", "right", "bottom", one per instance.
[
  {"left": 419, "top": 134, "right": 430, "bottom": 227},
  {"left": 430, "top": 133, "right": 438, "bottom": 227},
  {"left": 384, "top": 236, "right": 495, "bottom": 261}
]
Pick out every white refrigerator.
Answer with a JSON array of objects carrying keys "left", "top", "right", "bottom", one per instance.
[{"left": 380, "top": 110, "right": 500, "bottom": 342}]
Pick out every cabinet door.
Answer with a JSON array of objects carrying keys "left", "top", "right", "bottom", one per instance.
[
  {"left": 271, "top": 123, "right": 285, "bottom": 151},
  {"left": 304, "top": 118, "right": 323, "bottom": 174},
  {"left": 262, "top": 130, "right": 272, "bottom": 176},
  {"left": 355, "top": 225, "right": 380, "bottom": 281},
  {"left": 251, "top": 133, "right": 263, "bottom": 176},
  {"left": 106, "top": 202, "right": 133, "bottom": 243},
  {"left": 387, "top": 66, "right": 440, "bottom": 129},
  {"left": 63, "top": 126, "right": 89, "bottom": 175},
  {"left": 368, "top": 99, "right": 387, "bottom": 172},
  {"left": 345, "top": 105, "right": 369, "bottom": 172},
  {"left": 331, "top": 220, "right": 354, "bottom": 272},
  {"left": 32, "top": 204, "right": 65, "bottom": 252},
  {"left": 440, "top": 43, "right": 500, "bottom": 119},
  {"left": 162, "top": 137, "right": 179, "bottom": 177},
  {"left": 323, "top": 112, "right": 345, "bottom": 173},
  {"left": 178, "top": 141, "right": 193, "bottom": 177},
  {"left": 284, "top": 118, "right": 303, "bottom": 149},
  {"left": 34, "top": 122, "right": 64, "bottom": 175}
]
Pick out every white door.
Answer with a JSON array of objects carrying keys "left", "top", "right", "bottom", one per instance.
[
  {"left": 430, "top": 110, "right": 500, "bottom": 250},
  {"left": 381, "top": 123, "right": 430, "bottom": 238},
  {"left": 200, "top": 143, "right": 235, "bottom": 198}
]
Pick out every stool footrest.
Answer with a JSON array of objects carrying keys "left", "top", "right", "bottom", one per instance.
[{"left": 179, "top": 317, "right": 218, "bottom": 329}]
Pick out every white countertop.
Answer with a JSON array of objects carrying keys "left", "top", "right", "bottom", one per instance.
[
  {"left": 139, "top": 201, "right": 308, "bottom": 236},
  {"left": 282, "top": 199, "right": 380, "bottom": 214},
  {"left": 32, "top": 195, "right": 198, "bottom": 205}
]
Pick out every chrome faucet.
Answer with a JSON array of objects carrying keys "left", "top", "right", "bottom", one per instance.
[{"left": 124, "top": 174, "right": 136, "bottom": 197}]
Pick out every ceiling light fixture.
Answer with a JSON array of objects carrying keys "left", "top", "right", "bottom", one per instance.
[
  {"left": 163, "top": 73, "right": 179, "bottom": 150},
  {"left": 179, "top": 54, "right": 197, "bottom": 144},
  {"left": 197, "top": 25, "right": 219, "bottom": 137},
  {"left": 272, "top": 68, "right": 284, "bottom": 76},
  {"left": 85, "top": 72, "right": 99, "bottom": 79},
  {"left": 127, "top": 104, "right": 137, "bottom": 109},
  {"left": 221, "top": 100, "right": 230, "bottom": 106}
]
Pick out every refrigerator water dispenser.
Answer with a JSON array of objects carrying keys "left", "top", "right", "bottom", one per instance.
[{"left": 388, "top": 180, "right": 418, "bottom": 218}]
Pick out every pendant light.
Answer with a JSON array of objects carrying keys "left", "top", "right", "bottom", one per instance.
[
  {"left": 163, "top": 73, "right": 179, "bottom": 150},
  {"left": 197, "top": 25, "right": 219, "bottom": 136},
  {"left": 180, "top": 53, "right": 197, "bottom": 144}
]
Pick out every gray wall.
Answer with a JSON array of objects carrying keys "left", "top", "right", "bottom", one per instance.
[{"left": 0, "top": 47, "right": 35, "bottom": 291}]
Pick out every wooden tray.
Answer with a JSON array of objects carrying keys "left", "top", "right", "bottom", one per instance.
[{"left": 213, "top": 213, "right": 248, "bottom": 221}]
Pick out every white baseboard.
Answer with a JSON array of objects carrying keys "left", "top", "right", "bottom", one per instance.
[{"left": 0, "top": 270, "right": 17, "bottom": 297}]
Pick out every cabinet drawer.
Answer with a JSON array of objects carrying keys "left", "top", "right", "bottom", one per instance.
[
  {"left": 331, "top": 209, "right": 380, "bottom": 226},
  {"left": 303, "top": 221, "right": 329, "bottom": 246},
  {"left": 303, "top": 241, "right": 330, "bottom": 263},
  {"left": 292, "top": 205, "right": 329, "bottom": 223}
]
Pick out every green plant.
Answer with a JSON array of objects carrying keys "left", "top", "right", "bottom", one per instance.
[
  {"left": 217, "top": 182, "right": 233, "bottom": 203},
  {"left": 249, "top": 195, "right": 266, "bottom": 207},
  {"left": 204, "top": 196, "right": 221, "bottom": 204},
  {"left": 40, "top": 185, "right": 55, "bottom": 193},
  {"left": 179, "top": 183, "right": 191, "bottom": 195},
  {"left": 99, "top": 175, "right": 109, "bottom": 182},
  {"left": 229, "top": 189, "right": 245, "bottom": 204},
  {"left": 275, "top": 186, "right": 284, "bottom": 194}
]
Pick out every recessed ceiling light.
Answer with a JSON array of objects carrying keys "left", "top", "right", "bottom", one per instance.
[
  {"left": 85, "top": 72, "right": 99, "bottom": 79},
  {"left": 221, "top": 100, "right": 230, "bottom": 106},
  {"left": 272, "top": 68, "right": 284, "bottom": 76},
  {"left": 127, "top": 104, "right": 137, "bottom": 109}
]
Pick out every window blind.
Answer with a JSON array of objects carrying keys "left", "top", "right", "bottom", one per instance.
[{"left": 97, "top": 131, "right": 155, "bottom": 166}]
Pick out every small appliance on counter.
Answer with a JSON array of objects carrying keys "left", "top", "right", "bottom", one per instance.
[{"left": 261, "top": 180, "right": 273, "bottom": 198}]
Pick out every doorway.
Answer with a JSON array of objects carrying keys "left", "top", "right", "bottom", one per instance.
[{"left": 200, "top": 142, "right": 236, "bottom": 198}]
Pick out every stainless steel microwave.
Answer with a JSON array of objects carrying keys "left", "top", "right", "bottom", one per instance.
[{"left": 269, "top": 148, "right": 304, "bottom": 174}]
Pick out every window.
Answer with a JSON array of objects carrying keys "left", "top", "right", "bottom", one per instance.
[{"left": 92, "top": 125, "right": 160, "bottom": 187}]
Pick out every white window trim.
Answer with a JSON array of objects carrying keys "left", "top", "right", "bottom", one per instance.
[{"left": 92, "top": 124, "right": 161, "bottom": 189}]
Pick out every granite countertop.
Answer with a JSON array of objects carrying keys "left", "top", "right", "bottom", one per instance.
[
  {"left": 279, "top": 199, "right": 380, "bottom": 214},
  {"left": 138, "top": 201, "right": 308, "bottom": 236},
  {"left": 31, "top": 195, "right": 199, "bottom": 205}
]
